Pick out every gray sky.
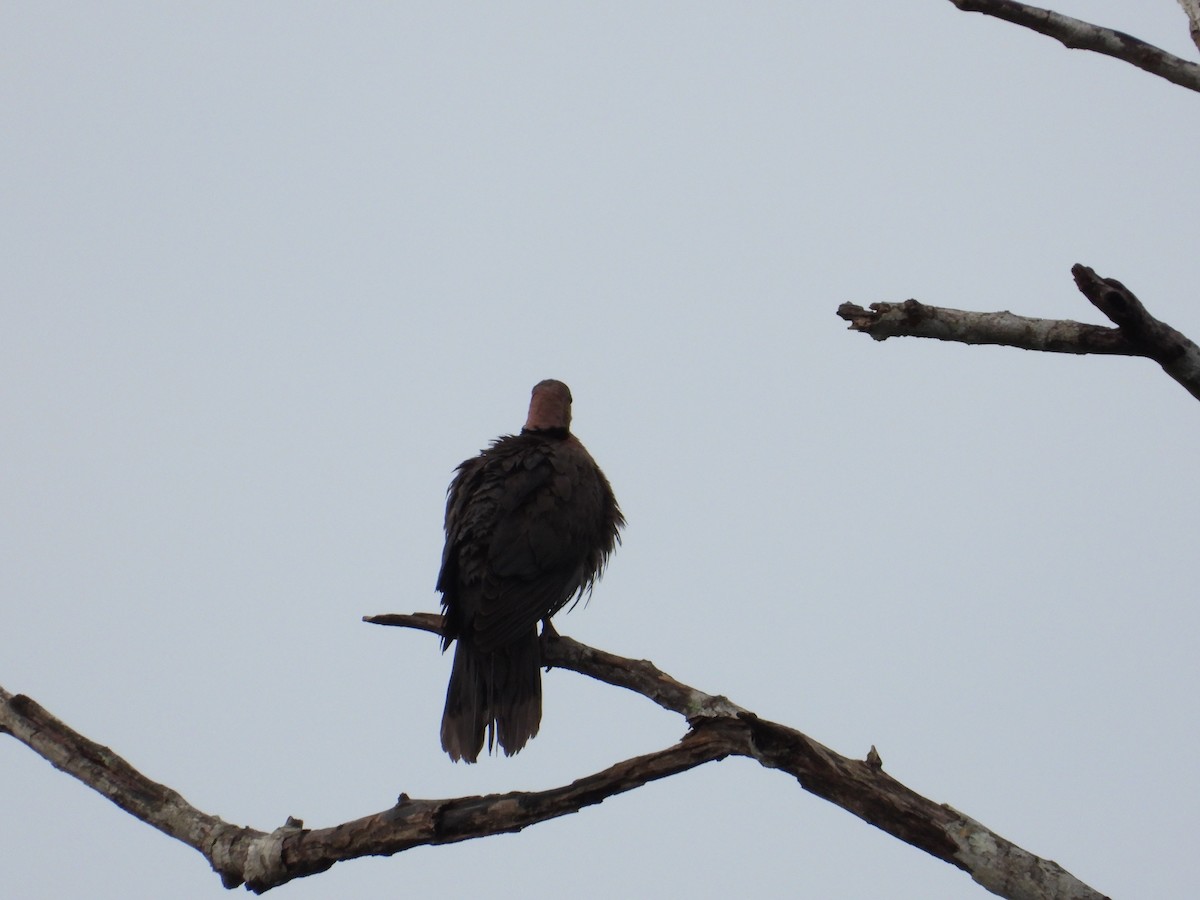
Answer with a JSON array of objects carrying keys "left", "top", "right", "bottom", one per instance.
[{"left": 3, "top": 3, "right": 1198, "bottom": 898}]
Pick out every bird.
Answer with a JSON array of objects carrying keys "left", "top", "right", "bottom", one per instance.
[{"left": 437, "top": 379, "right": 624, "bottom": 762}]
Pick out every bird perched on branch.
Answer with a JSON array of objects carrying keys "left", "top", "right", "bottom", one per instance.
[{"left": 437, "top": 380, "right": 624, "bottom": 762}]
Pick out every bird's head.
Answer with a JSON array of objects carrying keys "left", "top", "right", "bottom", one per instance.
[{"left": 524, "top": 379, "right": 573, "bottom": 432}]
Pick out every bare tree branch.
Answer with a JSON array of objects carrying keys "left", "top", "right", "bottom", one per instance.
[
  {"left": 1180, "top": 0, "right": 1200, "bottom": 54},
  {"left": 835, "top": 301, "right": 1134, "bottom": 354},
  {"left": 948, "top": 0, "right": 1200, "bottom": 92},
  {"left": 0, "top": 621, "right": 1112, "bottom": 899},
  {"left": 366, "top": 612, "right": 739, "bottom": 719},
  {"left": 0, "top": 681, "right": 728, "bottom": 893},
  {"left": 1070, "top": 265, "right": 1200, "bottom": 399},
  {"left": 837, "top": 265, "right": 1200, "bottom": 402}
]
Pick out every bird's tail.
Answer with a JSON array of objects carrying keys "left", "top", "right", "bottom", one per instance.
[{"left": 440, "top": 630, "right": 542, "bottom": 763}]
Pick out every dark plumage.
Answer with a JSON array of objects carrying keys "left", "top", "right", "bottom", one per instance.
[{"left": 437, "top": 380, "right": 624, "bottom": 762}]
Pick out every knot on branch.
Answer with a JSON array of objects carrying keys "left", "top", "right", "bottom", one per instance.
[
  {"left": 241, "top": 823, "right": 298, "bottom": 892},
  {"left": 206, "top": 823, "right": 261, "bottom": 890}
]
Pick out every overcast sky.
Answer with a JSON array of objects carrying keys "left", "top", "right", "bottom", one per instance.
[{"left": 4, "top": 3, "right": 1199, "bottom": 898}]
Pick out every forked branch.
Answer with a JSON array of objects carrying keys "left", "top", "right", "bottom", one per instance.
[
  {"left": 1, "top": 617, "right": 1109, "bottom": 899},
  {"left": 838, "top": 265, "right": 1200, "bottom": 402}
]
